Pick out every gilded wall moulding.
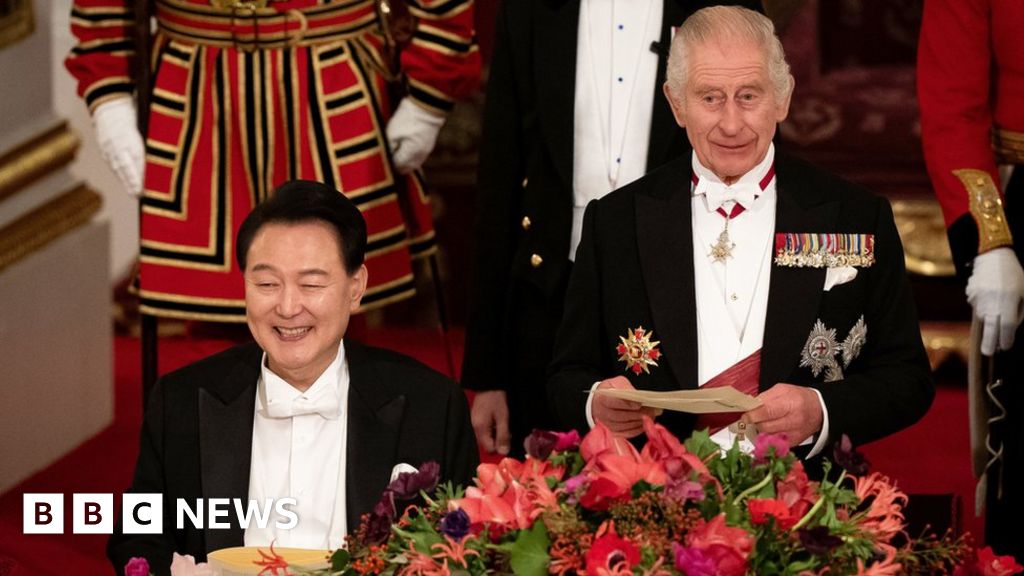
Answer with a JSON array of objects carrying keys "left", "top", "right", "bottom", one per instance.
[
  {"left": 0, "top": 122, "right": 81, "bottom": 202},
  {"left": 891, "top": 198, "right": 955, "bottom": 277},
  {"left": 0, "top": 184, "right": 102, "bottom": 274},
  {"left": 0, "top": 0, "right": 34, "bottom": 50}
]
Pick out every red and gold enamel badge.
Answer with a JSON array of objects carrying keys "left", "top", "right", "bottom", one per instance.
[{"left": 616, "top": 326, "right": 661, "bottom": 375}]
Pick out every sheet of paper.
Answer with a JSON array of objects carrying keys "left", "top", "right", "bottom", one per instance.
[{"left": 593, "top": 386, "right": 762, "bottom": 413}]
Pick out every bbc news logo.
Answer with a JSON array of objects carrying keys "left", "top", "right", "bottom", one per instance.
[{"left": 23, "top": 494, "right": 298, "bottom": 534}]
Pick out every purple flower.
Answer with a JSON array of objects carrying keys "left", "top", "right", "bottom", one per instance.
[
  {"left": 439, "top": 508, "right": 471, "bottom": 541},
  {"left": 665, "top": 479, "right": 705, "bottom": 503},
  {"left": 388, "top": 461, "right": 440, "bottom": 500},
  {"left": 553, "top": 430, "right": 581, "bottom": 452},
  {"left": 672, "top": 542, "right": 716, "bottom": 576},
  {"left": 364, "top": 491, "right": 397, "bottom": 544},
  {"left": 753, "top": 433, "right": 790, "bottom": 461},
  {"left": 832, "top": 434, "right": 870, "bottom": 476},
  {"left": 797, "top": 527, "right": 843, "bottom": 557},
  {"left": 524, "top": 430, "right": 559, "bottom": 460},
  {"left": 124, "top": 557, "right": 150, "bottom": 576}
]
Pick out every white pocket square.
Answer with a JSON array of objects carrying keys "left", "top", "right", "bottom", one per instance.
[
  {"left": 390, "top": 463, "right": 418, "bottom": 482},
  {"left": 823, "top": 266, "right": 857, "bottom": 291}
]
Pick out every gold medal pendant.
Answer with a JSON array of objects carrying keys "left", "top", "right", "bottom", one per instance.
[{"left": 709, "top": 220, "right": 735, "bottom": 263}]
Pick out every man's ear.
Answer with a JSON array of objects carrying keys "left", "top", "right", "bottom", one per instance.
[
  {"left": 348, "top": 264, "right": 369, "bottom": 311},
  {"left": 775, "top": 74, "right": 795, "bottom": 123},
  {"left": 663, "top": 83, "right": 686, "bottom": 128}
]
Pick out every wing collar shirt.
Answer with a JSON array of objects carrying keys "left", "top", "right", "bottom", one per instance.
[
  {"left": 691, "top": 144, "right": 830, "bottom": 456},
  {"left": 245, "top": 340, "right": 350, "bottom": 549},
  {"left": 571, "top": 0, "right": 662, "bottom": 259}
]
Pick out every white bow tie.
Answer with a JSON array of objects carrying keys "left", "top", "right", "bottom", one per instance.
[
  {"left": 264, "top": 391, "right": 341, "bottom": 419},
  {"left": 698, "top": 180, "right": 759, "bottom": 213}
]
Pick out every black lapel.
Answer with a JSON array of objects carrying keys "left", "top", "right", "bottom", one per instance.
[
  {"left": 759, "top": 153, "right": 839, "bottom": 390},
  {"left": 636, "top": 158, "right": 699, "bottom": 389},
  {"left": 198, "top": 345, "right": 260, "bottom": 553},
  {"left": 646, "top": 0, "right": 689, "bottom": 170},
  {"left": 344, "top": 342, "right": 406, "bottom": 529},
  {"left": 535, "top": 0, "right": 581, "bottom": 190}
]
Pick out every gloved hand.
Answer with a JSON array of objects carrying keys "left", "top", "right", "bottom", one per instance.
[
  {"left": 385, "top": 98, "right": 445, "bottom": 175},
  {"left": 92, "top": 97, "right": 145, "bottom": 196},
  {"left": 967, "top": 247, "right": 1024, "bottom": 356}
]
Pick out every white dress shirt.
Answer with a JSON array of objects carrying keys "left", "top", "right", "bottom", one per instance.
[
  {"left": 245, "top": 341, "right": 349, "bottom": 549},
  {"left": 690, "top": 145, "right": 830, "bottom": 456},
  {"left": 571, "top": 0, "right": 663, "bottom": 259}
]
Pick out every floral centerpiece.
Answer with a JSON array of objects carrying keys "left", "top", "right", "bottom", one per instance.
[{"left": 130, "top": 419, "right": 1023, "bottom": 576}]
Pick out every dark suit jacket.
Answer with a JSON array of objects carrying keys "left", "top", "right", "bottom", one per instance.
[
  {"left": 107, "top": 341, "right": 478, "bottom": 575},
  {"left": 547, "top": 151, "right": 935, "bottom": 450},
  {"left": 462, "top": 0, "right": 762, "bottom": 446}
]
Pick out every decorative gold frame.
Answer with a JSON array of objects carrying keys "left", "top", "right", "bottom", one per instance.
[
  {"left": 0, "top": 122, "right": 80, "bottom": 202},
  {"left": 0, "top": 0, "right": 34, "bottom": 49}
]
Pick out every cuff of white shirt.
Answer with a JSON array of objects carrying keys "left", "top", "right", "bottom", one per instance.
[
  {"left": 800, "top": 388, "right": 830, "bottom": 458},
  {"left": 585, "top": 381, "right": 601, "bottom": 429}
]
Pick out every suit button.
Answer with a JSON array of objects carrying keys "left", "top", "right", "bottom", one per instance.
[
  {"left": 521, "top": 177, "right": 529, "bottom": 188},
  {"left": 530, "top": 254, "right": 543, "bottom": 268},
  {"left": 521, "top": 216, "right": 532, "bottom": 230}
]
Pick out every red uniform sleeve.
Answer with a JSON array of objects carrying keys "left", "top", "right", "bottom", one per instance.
[
  {"left": 401, "top": 0, "right": 481, "bottom": 114},
  {"left": 64, "top": 0, "right": 137, "bottom": 113},
  {"left": 917, "top": 0, "right": 1001, "bottom": 229}
]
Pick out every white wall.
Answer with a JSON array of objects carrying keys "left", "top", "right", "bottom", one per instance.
[{"left": 50, "top": 0, "right": 139, "bottom": 283}]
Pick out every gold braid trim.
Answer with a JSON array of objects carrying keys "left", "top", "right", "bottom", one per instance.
[
  {"left": 954, "top": 169, "right": 1014, "bottom": 253},
  {"left": 0, "top": 123, "right": 80, "bottom": 202},
  {"left": 993, "top": 127, "right": 1024, "bottom": 165}
]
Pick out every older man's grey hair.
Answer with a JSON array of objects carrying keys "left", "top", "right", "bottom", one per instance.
[{"left": 665, "top": 6, "right": 793, "bottom": 104}]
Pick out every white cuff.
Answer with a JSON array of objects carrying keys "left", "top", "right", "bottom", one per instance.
[
  {"left": 585, "top": 381, "right": 601, "bottom": 429},
  {"left": 801, "top": 388, "right": 830, "bottom": 458}
]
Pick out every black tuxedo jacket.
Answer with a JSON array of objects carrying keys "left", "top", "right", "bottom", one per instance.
[
  {"left": 547, "top": 151, "right": 934, "bottom": 449},
  {"left": 462, "top": 0, "right": 762, "bottom": 445},
  {"left": 107, "top": 341, "right": 478, "bottom": 575}
]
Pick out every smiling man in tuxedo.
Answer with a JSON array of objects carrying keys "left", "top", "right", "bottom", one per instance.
[
  {"left": 547, "top": 6, "right": 933, "bottom": 458},
  {"left": 108, "top": 181, "right": 477, "bottom": 575}
]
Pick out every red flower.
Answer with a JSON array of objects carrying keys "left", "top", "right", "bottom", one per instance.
[
  {"left": 776, "top": 465, "right": 818, "bottom": 522},
  {"left": 579, "top": 476, "right": 630, "bottom": 511},
  {"left": 580, "top": 422, "right": 640, "bottom": 462},
  {"left": 684, "top": 514, "right": 754, "bottom": 576},
  {"left": 585, "top": 523, "right": 640, "bottom": 576},
  {"left": 955, "top": 547, "right": 1024, "bottom": 576},
  {"left": 748, "top": 498, "right": 798, "bottom": 530}
]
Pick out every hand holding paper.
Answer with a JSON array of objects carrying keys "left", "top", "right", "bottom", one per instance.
[{"left": 592, "top": 377, "right": 662, "bottom": 438}]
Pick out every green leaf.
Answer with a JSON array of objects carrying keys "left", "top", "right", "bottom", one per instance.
[
  {"left": 329, "top": 549, "right": 350, "bottom": 572},
  {"left": 494, "top": 522, "right": 551, "bottom": 576}
]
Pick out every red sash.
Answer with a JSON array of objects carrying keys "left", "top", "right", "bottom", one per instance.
[{"left": 693, "top": 350, "right": 762, "bottom": 434}]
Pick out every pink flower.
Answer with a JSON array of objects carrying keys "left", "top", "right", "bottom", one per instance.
[
  {"left": 641, "top": 417, "right": 688, "bottom": 461},
  {"left": 124, "top": 557, "right": 150, "bottom": 576},
  {"left": 852, "top": 473, "right": 907, "bottom": 542},
  {"left": 553, "top": 430, "right": 582, "bottom": 452},
  {"left": 854, "top": 544, "right": 902, "bottom": 576},
  {"left": 683, "top": 514, "right": 754, "bottom": 576},
  {"left": 585, "top": 523, "right": 640, "bottom": 576},
  {"left": 672, "top": 543, "right": 717, "bottom": 576},
  {"left": 748, "top": 498, "right": 798, "bottom": 530},
  {"left": 753, "top": 433, "right": 790, "bottom": 461},
  {"left": 580, "top": 422, "right": 640, "bottom": 462},
  {"left": 776, "top": 465, "right": 818, "bottom": 522},
  {"left": 170, "top": 553, "right": 214, "bottom": 576}
]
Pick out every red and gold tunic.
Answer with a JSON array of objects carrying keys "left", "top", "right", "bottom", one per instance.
[
  {"left": 66, "top": 0, "right": 479, "bottom": 321},
  {"left": 918, "top": 0, "right": 1024, "bottom": 264}
]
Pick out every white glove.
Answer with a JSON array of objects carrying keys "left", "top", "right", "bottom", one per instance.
[
  {"left": 967, "top": 247, "right": 1024, "bottom": 356},
  {"left": 385, "top": 98, "right": 445, "bottom": 175},
  {"left": 92, "top": 97, "right": 145, "bottom": 196}
]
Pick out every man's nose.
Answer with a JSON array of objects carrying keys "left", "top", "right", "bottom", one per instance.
[
  {"left": 718, "top": 101, "right": 743, "bottom": 135},
  {"left": 275, "top": 284, "right": 303, "bottom": 317}
]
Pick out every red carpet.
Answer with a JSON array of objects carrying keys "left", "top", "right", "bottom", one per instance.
[{"left": 0, "top": 329, "right": 979, "bottom": 575}]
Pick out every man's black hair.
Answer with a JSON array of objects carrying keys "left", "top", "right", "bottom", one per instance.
[{"left": 236, "top": 180, "right": 367, "bottom": 274}]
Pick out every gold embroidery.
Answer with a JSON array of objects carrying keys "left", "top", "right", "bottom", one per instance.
[
  {"left": 993, "top": 127, "right": 1024, "bottom": 165},
  {"left": 954, "top": 169, "right": 1014, "bottom": 253}
]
